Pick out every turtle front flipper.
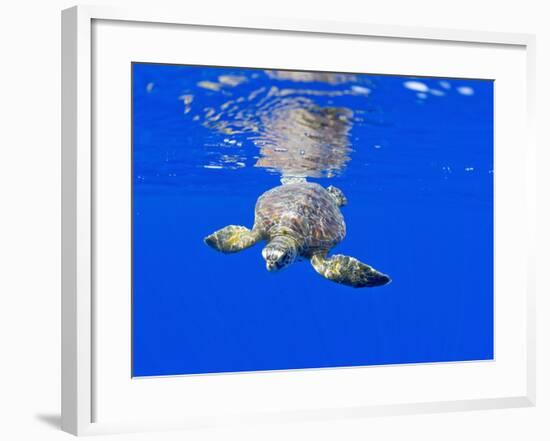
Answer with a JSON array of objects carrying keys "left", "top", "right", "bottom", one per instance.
[
  {"left": 204, "top": 225, "right": 262, "bottom": 253},
  {"left": 310, "top": 253, "right": 391, "bottom": 288}
]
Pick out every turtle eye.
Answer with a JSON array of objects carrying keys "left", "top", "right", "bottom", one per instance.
[{"left": 277, "top": 249, "right": 296, "bottom": 268}]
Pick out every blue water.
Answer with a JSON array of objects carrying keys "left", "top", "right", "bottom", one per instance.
[{"left": 132, "top": 63, "right": 493, "bottom": 377}]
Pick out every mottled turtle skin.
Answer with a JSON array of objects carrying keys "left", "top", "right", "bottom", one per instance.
[
  {"left": 254, "top": 182, "right": 345, "bottom": 258},
  {"left": 204, "top": 180, "right": 390, "bottom": 288}
]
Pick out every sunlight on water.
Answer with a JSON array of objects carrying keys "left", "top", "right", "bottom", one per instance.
[
  {"left": 457, "top": 86, "right": 475, "bottom": 96},
  {"left": 403, "top": 80, "right": 429, "bottom": 92},
  {"left": 189, "top": 70, "right": 370, "bottom": 179},
  {"left": 264, "top": 70, "right": 358, "bottom": 84},
  {"left": 133, "top": 66, "right": 493, "bottom": 200}
]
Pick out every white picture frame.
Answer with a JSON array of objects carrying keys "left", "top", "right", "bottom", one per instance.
[{"left": 62, "top": 5, "right": 536, "bottom": 436}]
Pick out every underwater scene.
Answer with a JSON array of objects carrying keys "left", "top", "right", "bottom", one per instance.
[{"left": 132, "top": 63, "right": 494, "bottom": 377}]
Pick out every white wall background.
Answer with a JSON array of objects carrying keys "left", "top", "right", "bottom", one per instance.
[{"left": 0, "top": 0, "right": 547, "bottom": 439}]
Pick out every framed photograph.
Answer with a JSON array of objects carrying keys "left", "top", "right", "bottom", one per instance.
[{"left": 62, "top": 5, "right": 536, "bottom": 436}]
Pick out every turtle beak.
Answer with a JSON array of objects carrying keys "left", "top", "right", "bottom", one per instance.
[
  {"left": 262, "top": 247, "right": 279, "bottom": 271},
  {"left": 265, "top": 259, "right": 279, "bottom": 271}
]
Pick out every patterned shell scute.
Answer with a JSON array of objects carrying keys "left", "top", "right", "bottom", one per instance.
[{"left": 254, "top": 182, "right": 346, "bottom": 254}]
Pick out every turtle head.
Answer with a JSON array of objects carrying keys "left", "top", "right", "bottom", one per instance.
[{"left": 262, "top": 235, "right": 298, "bottom": 272}]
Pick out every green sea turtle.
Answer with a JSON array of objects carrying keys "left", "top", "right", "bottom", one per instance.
[{"left": 204, "top": 180, "right": 390, "bottom": 288}]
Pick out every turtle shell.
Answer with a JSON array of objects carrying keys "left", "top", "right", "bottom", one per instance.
[{"left": 254, "top": 182, "right": 346, "bottom": 255}]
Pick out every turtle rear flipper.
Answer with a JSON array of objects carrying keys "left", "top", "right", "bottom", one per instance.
[
  {"left": 204, "top": 225, "right": 261, "bottom": 254},
  {"left": 310, "top": 253, "right": 390, "bottom": 288}
]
